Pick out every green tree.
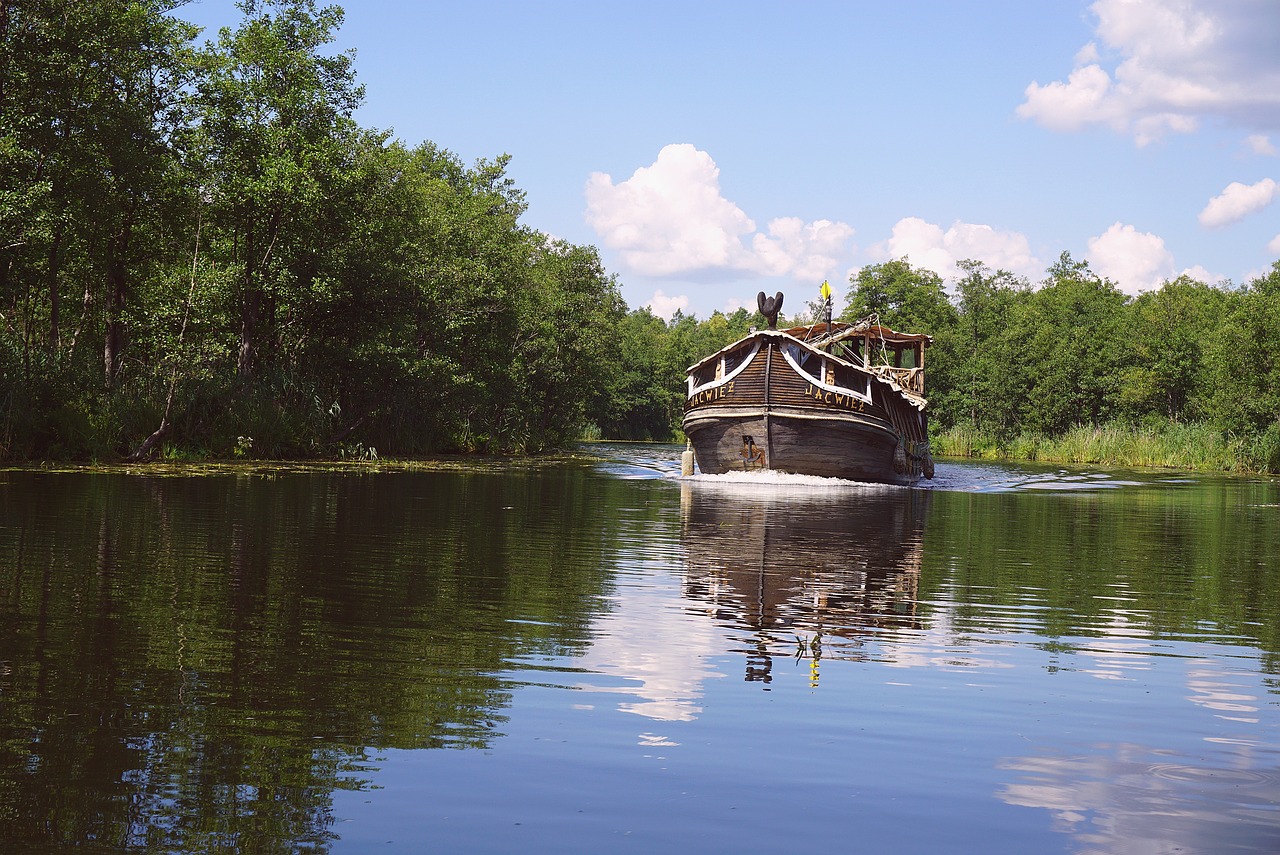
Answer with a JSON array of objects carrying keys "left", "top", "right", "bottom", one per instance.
[
  {"left": 190, "top": 0, "right": 362, "bottom": 383},
  {"left": 590, "top": 307, "right": 676, "bottom": 440},
  {"left": 931, "top": 259, "right": 1032, "bottom": 436},
  {"left": 0, "top": 0, "right": 198, "bottom": 456},
  {"left": 396, "top": 145, "right": 539, "bottom": 452},
  {"left": 1203, "top": 262, "right": 1280, "bottom": 441},
  {"left": 838, "top": 258, "right": 960, "bottom": 429},
  {"left": 1119, "top": 275, "right": 1228, "bottom": 422},
  {"left": 839, "top": 258, "right": 957, "bottom": 333},
  {"left": 1017, "top": 252, "right": 1130, "bottom": 435},
  {"left": 507, "top": 240, "right": 625, "bottom": 449}
]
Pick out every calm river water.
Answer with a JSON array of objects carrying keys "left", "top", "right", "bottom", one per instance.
[{"left": 2, "top": 446, "right": 1279, "bottom": 854}]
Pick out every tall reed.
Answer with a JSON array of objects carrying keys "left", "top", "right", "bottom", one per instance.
[{"left": 931, "top": 421, "right": 1266, "bottom": 473}]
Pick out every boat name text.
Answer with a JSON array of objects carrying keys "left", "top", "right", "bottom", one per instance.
[
  {"left": 805, "top": 383, "right": 866, "bottom": 411},
  {"left": 689, "top": 381, "right": 734, "bottom": 406}
]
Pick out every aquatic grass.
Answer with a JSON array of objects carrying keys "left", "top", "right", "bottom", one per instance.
[
  {"left": 931, "top": 422, "right": 1003, "bottom": 459},
  {"left": 1245, "top": 423, "right": 1280, "bottom": 473},
  {"left": 1006, "top": 432, "right": 1043, "bottom": 462},
  {"left": 932, "top": 421, "right": 1269, "bottom": 473}
]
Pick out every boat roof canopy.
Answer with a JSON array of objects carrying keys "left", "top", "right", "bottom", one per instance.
[
  {"left": 685, "top": 319, "right": 931, "bottom": 374},
  {"left": 783, "top": 320, "right": 933, "bottom": 345}
]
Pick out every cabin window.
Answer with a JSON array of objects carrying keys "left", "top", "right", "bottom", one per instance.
[
  {"left": 894, "top": 345, "right": 921, "bottom": 369},
  {"left": 802, "top": 353, "right": 822, "bottom": 380},
  {"left": 692, "top": 364, "right": 716, "bottom": 388},
  {"left": 839, "top": 340, "right": 864, "bottom": 364}
]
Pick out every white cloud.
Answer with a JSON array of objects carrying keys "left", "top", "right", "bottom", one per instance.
[
  {"left": 751, "top": 217, "right": 855, "bottom": 280},
  {"left": 1074, "top": 41, "right": 1101, "bottom": 65},
  {"left": 585, "top": 144, "right": 754, "bottom": 275},
  {"left": 873, "top": 217, "right": 1041, "bottom": 282},
  {"left": 1246, "top": 134, "right": 1277, "bottom": 156},
  {"left": 1019, "top": 63, "right": 1120, "bottom": 133},
  {"left": 1178, "top": 264, "right": 1220, "bottom": 284},
  {"left": 646, "top": 289, "right": 689, "bottom": 319},
  {"left": 1087, "top": 222, "right": 1174, "bottom": 293},
  {"left": 1198, "top": 178, "right": 1279, "bottom": 227},
  {"left": 584, "top": 144, "right": 853, "bottom": 281},
  {"left": 1268, "top": 233, "right": 1280, "bottom": 254},
  {"left": 1018, "top": 0, "right": 1280, "bottom": 144}
]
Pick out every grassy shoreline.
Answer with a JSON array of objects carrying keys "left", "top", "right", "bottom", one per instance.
[{"left": 930, "top": 421, "right": 1279, "bottom": 475}]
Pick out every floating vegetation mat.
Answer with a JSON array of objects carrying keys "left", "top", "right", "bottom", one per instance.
[{"left": 0, "top": 453, "right": 606, "bottom": 479}]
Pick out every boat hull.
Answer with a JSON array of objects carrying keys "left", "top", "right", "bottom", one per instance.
[{"left": 684, "top": 406, "right": 918, "bottom": 485}]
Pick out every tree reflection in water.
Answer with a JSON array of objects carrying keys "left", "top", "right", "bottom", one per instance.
[{"left": 0, "top": 467, "right": 617, "bottom": 853}]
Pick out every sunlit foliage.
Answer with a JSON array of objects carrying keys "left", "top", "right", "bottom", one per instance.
[{"left": 0, "top": 0, "right": 620, "bottom": 459}]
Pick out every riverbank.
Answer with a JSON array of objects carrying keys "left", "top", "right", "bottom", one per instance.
[{"left": 931, "top": 421, "right": 1280, "bottom": 475}]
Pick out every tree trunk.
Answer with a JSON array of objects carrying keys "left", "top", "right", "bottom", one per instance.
[
  {"left": 237, "top": 224, "right": 259, "bottom": 381},
  {"left": 238, "top": 284, "right": 260, "bottom": 381},
  {"left": 46, "top": 224, "right": 62, "bottom": 355},
  {"left": 103, "top": 209, "right": 133, "bottom": 389},
  {"left": 103, "top": 252, "right": 126, "bottom": 388},
  {"left": 238, "top": 215, "right": 281, "bottom": 382}
]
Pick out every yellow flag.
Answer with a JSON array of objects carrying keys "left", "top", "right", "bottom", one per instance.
[{"left": 820, "top": 280, "right": 832, "bottom": 301}]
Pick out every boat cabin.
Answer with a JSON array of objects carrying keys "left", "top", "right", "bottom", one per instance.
[
  {"left": 785, "top": 321, "right": 931, "bottom": 397},
  {"left": 686, "top": 319, "right": 932, "bottom": 403}
]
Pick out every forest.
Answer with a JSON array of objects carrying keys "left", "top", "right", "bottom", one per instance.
[{"left": 3, "top": 0, "right": 1278, "bottom": 471}]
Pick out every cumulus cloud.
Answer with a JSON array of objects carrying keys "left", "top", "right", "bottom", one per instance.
[
  {"left": 751, "top": 217, "right": 855, "bottom": 280},
  {"left": 1268, "top": 234, "right": 1280, "bottom": 254},
  {"left": 585, "top": 144, "right": 754, "bottom": 275},
  {"left": 1017, "top": 0, "right": 1280, "bottom": 144},
  {"left": 1019, "top": 62, "right": 1119, "bottom": 133},
  {"left": 646, "top": 289, "right": 689, "bottom": 319},
  {"left": 1087, "top": 222, "right": 1174, "bottom": 293},
  {"left": 1177, "top": 264, "right": 1226, "bottom": 285},
  {"left": 1198, "top": 178, "right": 1279, "bottom": 228},
  {"left": 873, "top": 217, "right": 1041, "bottom": 282},
  {"left": 584, "top": 144, "right": 854, "bottom": 281},
  {"left": 1246, "top": 134, "right": 1277, "bottom": 156}
]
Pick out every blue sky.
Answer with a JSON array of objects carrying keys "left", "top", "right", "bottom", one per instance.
[{"left": 179, "top": 0, "right": 1280, "bottom": 318}]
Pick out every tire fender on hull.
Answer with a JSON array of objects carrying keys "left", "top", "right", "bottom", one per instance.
[{"left": 893, "top": 440, "right": 908, "bottom": 475}]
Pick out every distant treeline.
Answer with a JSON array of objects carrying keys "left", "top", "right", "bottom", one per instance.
[{"left": 3, "top": 2, "right": 1278, "bottom": 470}]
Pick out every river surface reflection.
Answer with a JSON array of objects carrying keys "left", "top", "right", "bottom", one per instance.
[{"left": 1, "top": 447, "right": 1279, "bottom": 853}]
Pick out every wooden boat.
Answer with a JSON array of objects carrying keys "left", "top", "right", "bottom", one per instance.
[{"left": 682, "top": 291, "right": 934, "bottom": 485}]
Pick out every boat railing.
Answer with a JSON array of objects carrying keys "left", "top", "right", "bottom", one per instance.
[{"left": 872, "top": 365, "right": 925, "bottom": 395}]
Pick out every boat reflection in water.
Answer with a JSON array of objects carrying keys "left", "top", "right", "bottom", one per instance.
[{"left": 679, "top": 475, "right": 931, "bottom": 684}]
